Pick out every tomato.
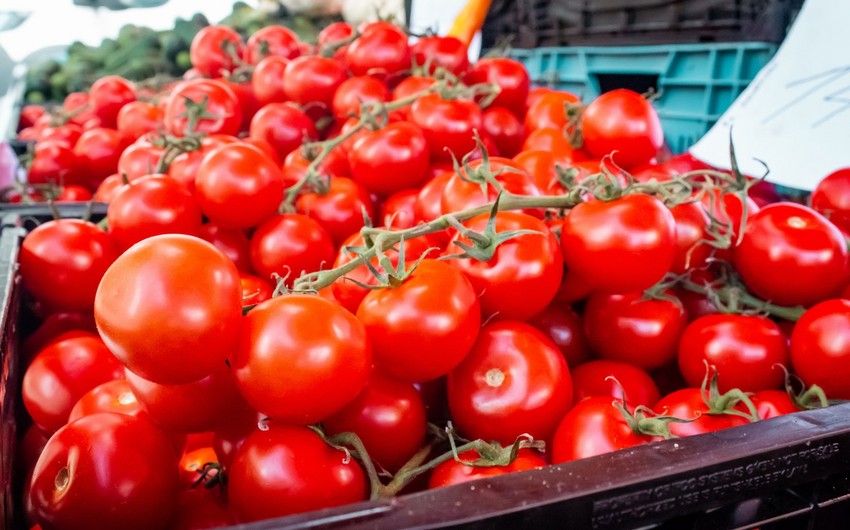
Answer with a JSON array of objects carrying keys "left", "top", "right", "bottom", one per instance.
[
  {"left": 391, "top": 75, "right": 436, "bottom": 118},
  {"left": 232, "top": 294, "right": 371, "bottom": 423},
  {"left": 380, "top": 189, "right": 419, "bottom": 229},
  {"left": 164, "top": 79, "right": 242, "bottom": 137},
  {"left": 295, "top": 176, "right": 375, "bottom": 245},
  {"left": 240, "top": 273, "right": 274, "bottom": 308},
  {"left": 318, "top": 21, "right": 354, "bottom": 48},
  {"left": 654, "top": 388, "right": 753, "bottom": 437},
  {"left": 168, "top": 487, "right": 233, "bottom": 530},
  {"left": 285, "top": 144, "right": 350, "bottom": 181},
  {"left": 428, "top": 449, "right": 547, "bottom": 489},
  {"left": 88, "top": 75, "right": 135, "bottom": 128},
  {"left": 38, "top": 123, "right": 82, "bottom": 149},
  {"left": 106, "top": 175, "right": 202, "bottom": 249},
  {"left": 195, "top": 143, "right": 285, "bottom": 229},
  {"left": 249, "top": 102, "right": 317, "bottom": 160},
  {"left": 811, "top": 168, "right": 850, "bottom": 235},
  {"left": 249, "top": 213, "right": 335, "bottom": 285},
  {"left": 22, "top": 312, "right": 97, "bottom": 361},
  {"left": 699, "top": 190, "right": 760, "bottom": 250},
  {"left": 223, "top": 79, "right": 260, "bottom": 131},
  {"left": 670, "top": 201, "right": 712, "bottom": 273},
  {"left": 348, "top": 121, "right": 430, "bottom": 196},
  {"left": 513, "top": 149, "right": 562, "bottom": 194},
  {"left": 116, "top": 142, "right": 163, "bottom": 181},
  {"left": 197, "top": 222, "right": 253, "bottom": 273},
  {"left": 190, "top": 25, "right": 243, "bottom": 77},
  {"left": 20, "top": 219, "right": 119, "bottom": 313},
  {"left": 521, "top": 127, "right": 577, "bottom": 162},
  {"left": 790, "top": 299, "right": 850, "bottom": 399},
  {"left": 94, "top": 235, "right": 243, "bottom": 384},
  {"left": 677, "top": 314, "right": 788, "bottom": 393},
  {"left": 331, "top": 76, "right": 390, "bottom": 120},
  {"left": 68, "top": 379, "right": 142, "bottom": 423},
  {"left": 561, "top": 194, "right": 676, "bottom": 293},
  {"left": 525, "top": 90, "right": 580, "bottom": 131},
  {"left": 73, "top": 128, "right": 132, "bottom": 187},
  {"left": 411, "top": 36, "right": 469, "bottom": 76},
  {"left": 410, "top": 94, "right": 482, "bottom": 162},
  {"left": 448, "top": 321, "right": 572, "bottom": 444},
  {"left": 251, "top": 56, "right": 290, "bottom": 105},
  {"left": 528, "top": 302, "right": 590, "bottom": 367},
  {"left": 482, "top": 106, "right": 525, "bottom": 158},
  {"left": 17, "top": 425, "right": 49, "bottom": 480},
  {"left": 22, "top": 336, "right": 124, "bottom": 434},
  {"left": 465, "top": 58, "right": 529, "bottom": 117},
  {"left": 346, "top": 25, "right": 411, "bottom": 80},
  {"left": 750, "top": 390, "right": 800, "bottom": 420},
  {"left": 283, "top": 56, "right": 347, "bottom": 108},
  {"left": 245, "top": 24, "right": 300, "bottom": 64},
  {"left": 440, "top": 157, "right": 542, "bottom": 217},
  {"left": 674, "top": 288, "right": 719, "bottom": 322},
  {"left": 736, "top": 203, "right": 848, "bottom": 306},
  {"left": 19, "top": 104, "right": 45, "bottom": 129},
  {"left": 116, "top": 101, "right": 162, "bottom": 140},
  {"left": 30, "top": 413, "right": 180, "bottom": 530},
  {"left": 571, "top": 360, "right": 660, "bottom": 407},
  {"left": 581, "top": 89, "right": 663, "bottom": 169},
  {"left": 583, "top": 291, "right": 685, "bottom": 371},
  {"left": 324, "top": 374, "right": 426, "bottom": 472},
  {"left": 229, "top": 422, "right": 366, "bottom": 522},
  {"left": 27, "top": 141, "right": 79, "bottom": 186},
  {"left": 414, "top": 170, "right": 451, "bottom": 222},
  {"left": 167, "top": 135, "right": 236, "bottom": 193}
]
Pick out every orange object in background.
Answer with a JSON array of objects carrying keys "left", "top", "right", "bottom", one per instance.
[{"left": 447, "top": 0, "right": 493, "bottom": 46}]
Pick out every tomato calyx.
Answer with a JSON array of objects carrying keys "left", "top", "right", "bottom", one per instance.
[
  {"left": 774, "top": 363, "right": 829, "bottom": 412},
  {"left": 178, "top": 95, "right": 222, "bottom": 138},
  {"left": 191, "top": 462, "right": 227, "bottom": 490},
  {"left": 699, "top": 366, "right": 759, "bottom": 422},
  {"left": 444, "top": 195, "right": 542, "bottom": 262},
  {"left": 150, "top": 133, "right": 203, "bottom": 174},
  {"left": 612, "top": 400, "right": 681, "bottom": 440}
]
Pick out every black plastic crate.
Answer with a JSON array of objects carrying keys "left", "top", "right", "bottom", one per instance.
[
  {"left": 481, "top": 0, "right": 804, "bottom": 49},
  {"left": 3, "top": 206, "right": 850, "bottom": 530}
]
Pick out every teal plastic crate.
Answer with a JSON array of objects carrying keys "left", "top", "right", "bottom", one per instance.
[{"left": 511, "top": 42, "right": 777, "bottom": 154}]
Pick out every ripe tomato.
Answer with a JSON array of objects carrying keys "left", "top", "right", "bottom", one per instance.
[
  {"left": 249, "top": 102, "right": 317, "bottom": 160},
  {"left": 440, "top": 157, "right": 542, "bottom": 217},
  {"left": 228, "top": 423, "right": 366, "bottom": 522},
  {"left": 94, "top": 235, "right": 243, "bottom": 385},
  {"left": 448, "top": 321, "right": 572, "bottom": 444},
  {"left": 513, "top": 149, "right": 562, "bottom": 194},
  {"left": 380, "top": 189, "right": 419, "bottom": 229},
  {"left": 581, "top": 89, "right": 663, "bottom": 169},
  {"left": 521, "top": 127, "right": 577, "bottom": 162},
  {"left": 164, "top": 79, "right": 242, "bottom": 137},
  {"left": 245, "top": 24, "right": 300, "bottom": 64},
  {"left": 295, "top": 176, "right": 375, "bottom": 245},
  {"left": 318, "top": 21, "right": 354, "bottom": 48},
  {"left": 116, "top": 101, "right": 162, "bottom": 140},
  {"left": 414, "top": 170, "right": 452, "bottom": 222},
  {"left": 348, "top": 121, "right": 430, "bottom": 196},
  {"left": 232, "top": 295, "right": 371, "bottom": 423},
  {"left": 528, "top": 301, "right": 590, "bottom": 367},
  {"left": 27, "top": 141, "right": 79, "bottom": 187},
  {"left": 482, "top": 106, "right": 525, "bottom": 158},
  {"left": 750, "top": 389, "right": 800, "bottom": 420},
  {"left": 790, "top": 299, "right": 850, "bottom": 399},
  {"left": 116, "top": 142, "right": 164, "bottom": 181},
  {"left": 22, "top": 312, "right": 97, "bottom": 361},
  {"left": 20, "top": 219, "right": 119, "bottom": 313},
  {"left": 73, "top": 128, "right": 132, "bottom": 187},
  {"left": 195, "top": 143, "right": 286, "bottom": 229},
  {"left": 699, "top": 189, "right": 760, "bottom": 250},
  {"left": 283, "top": 56, "right": 347, "bottom": 107},
  {"left": 410, "top": 94, "right": 482, "bottom": 162},
  {"left": 197, "top": 222, "right": 253, "bottom": 273},
  {"left": 571, "top": 360, "right": 660, "bottom": 407},
  {"left": 670, "top": 201, "right": 712, "bottom": 273},
  {"left": 332, "top": 76, "right": 390, "bottom": 120},
  {"left": 168, "top": 486, "right": 233, "bottom": 530},
  {"left": 561, "top": 193, "right": 676, "bottom": 293},
  {"left": 525, "top": 90, "right": 580, "bottom": 131},
  {"left": 29, "top": 413, "right": 180, "bottom": 530},
  {"left": 251, "top": 55, "right": 290, "bottom": 105},
  {"left": 22, "top": 335, "right": 124, "bottom": 434},
  {"left": 411, "top": 36, "right": 469, "bottom": 76},
  {"left": 811, "top": 168, "right": 850, "bottom": 235},
  {"left": 249, "top": 213, "right": 336, "bottom": 285},
  {"left": 735, "top": 203, "right": 848, "bottom": 307},
  {"left": 190, "top": 25, "right": 243, "bottom": 77},
  {"left": 428, "top": 449, "right": 547, "bottom": 489},
  {"left": 38, "top": 123, "right": 82, "bottom": 149},
  {"left": 654, "top": 388, "right": 753, "bottom": 437},
  {"left": 584, "top": 291, "right": 686, "bottom": 370},
  {"left": 324, "top": 374, "right": 427, "bottom": 472},
  {"left": 88, "top": 75, "right": 135, "bottom": 128},
  {"left": 68, "top": 379, "right": 142, "bottom": 423},
  {"left": 677, "top": 314, "right": 788, "bottom": 393},
  {"left": 391, "top": 75, "right": 436, "bottom": 118},
  {"left": 345, "top": 25, "right": 411, "bottom": 80},
  {"left": 465, "top": 58, "right": 530, "bottom": 118},
  {"left": 240, "top": 273, "right": 274, "bottom": 308},
  {"left": 357, "top": 259, "right": 480, "bottom": 382},
  {"left": 447, "top": 212, "right": 563, "bottom": 321}
]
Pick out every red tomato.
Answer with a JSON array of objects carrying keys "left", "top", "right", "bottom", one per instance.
[
  {"left": 735, "top": 203, "right": 848, "bottom": 307},
  {"left": 790, "top": 299, "right": 850, "bottom": 399},
  {"left": 27, "top": 141, "right": 79, "bottom": 186},
  {"left": 345, "top": 25, "right": 411, "bottom": 80},
  {"left": 332, "top": 76, "right": 390, "bottom": 120},
  {"left": 251, "top": 56, "right": 290, "bottom": 105},
  {"left": 228, "top": 423, "right": 366, "bottom": 522},
  {"left": 88, "top": 76, "right": 135, "bottom": 128},
  {"left": 94, "top": 235, "right": 243, "bottom": 384},
  {"left": 482, "top": 106, "right": 525, "bottom": 158},
  {"left": 223, "top": 79, "right": 260, "bottom": 132},
  {"left": 525, "top": 90, "right": 580, "bottom": 131},
  {"left": 411, "top": 36, "right": 469, "bottom": 76},
  {"left": 561, "top": 194, "right": 676, "bottom": 293},
  {"left": 513, "top": 149, "right": 563, "bottom": 194},
  {"left": 19, "top": 104, "right": 45, "bottom": 129},
  {"left": 348, "top": 121, "right": 430, "bottom": 196},
  {"left": 571, "top": 360, "right": 660, "bottom": 407},
  {"left": 116, "top": 142, "right": 164, "bottom": 181},
  {"left": 528, "top": 301, "right": 591, "bottom": 367},
  {"left": 163, "top": 79, "right": 242, "bottom": 137},
  {"left": 22, "top": 335, "right": 124, "bottom": 434},
  {"left": 318, "top": 21, "right": 354, "bottom": 48},
  {"left": 195, "top": 143, "right": 286, "bottom": 229},
  {"left": 197, "top": 222, "right": 253, "bottom": 273},
  {"left": 38, "top": 123, "right": 82, "bottom": 149},
  {"left": 428, "top": 449, "right": 547, "bottom": 488},
  {"left": 447, "top": 212, "right": 563, "bottom": 321},
  {"left": 465, "top": 58, "right": 530, "bottom": 118},
  {"left": 521, "top": 128, "right": 576, "bottom": 162},
  {"left": 190, "top": 25, "right": 243, "bottom": 77},
  {"left": 357, "top": 259, "right": 480, "bottom": 382},
  {"left": 232, "top": 295, "right": 371, "bottom": 423},
  {"left": 283, "top": 56, "right": 347, "bottom": 107},
  {"left": 249, "top": 102, "right": 317, "bottom": 160},
  {"left": 581, "top": 89, "right": 663, "bottom": 169},
  {"left": 751, "top": 390, "right": 800, "bottom": 420},
  {"left": 380, "top": 189, "right": 419, "bottom": 229},
  {"left": 240, "top": 273, "right": 274, "bottom": 309},
  {"left": 73, "top": 128, "right": 132, "bottom": 187},
  {"left": 324, "top": 374, "right": 427, "bottom": 472},
  {"left": 811, "top": 168, "right": 850, "bottom": 235},
  {"left": 116, "top": 101, "right": 162, "bottom": 140},
  {"left": 670, "top": 201, "right": 712, "bottom": 273},
  {"left": 699, "top": 189, "right": 760, "bottom": 250},
  {"left": 29, "top": 413, "right": 180, "bottom": 530},
  {"left": 410, "top": 94, "right": 482, "bottom": 162},
  {"left": 68, "top": 379, "right": 142, "bottom": 423},
  {"left": 295, "top": 176, "right": 375, "bottom": 245},
  {"left": 20, "top": 219, "right": 119, "bottom": 313},
  {"left": 245, "top": 25, "right": 300, "bottom": 64},
  {"left": 249, "top": 213, "right": 336, "bottom": 286},
  {"left": 414, "top": 170, "right": 452, "bottom": 222},
  {"left": 440, "top": 157, "right": 542, "bottom": 217},
  {"left": 284, "top": 144, "right": 350, "bottom": 181},
  {"left": 178, "top": 445, "right": 219, "bottom": 488},
  {"left": 168, "top": 486, "right": 234, "bottom": 530},
  {"left": 678, "top": 314, "right": 788, "bottom": 393},
  {"left": 654, "top": 388, "right": 753, "bottom": 437},
  {"left": 391, "top": 75, "right": 436, "bottom": 118},
  {"left": 447, "top": 321, "right": 572, "bottom": 444},
  {"left": 22, "top": 312, "right": 97, "bottom": 361}
]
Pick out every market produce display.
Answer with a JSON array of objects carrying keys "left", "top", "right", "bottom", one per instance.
[{"left": 8, "top": 15, "right": 850, "bottom": 530}]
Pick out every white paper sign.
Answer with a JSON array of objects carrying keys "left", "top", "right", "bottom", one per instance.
[{"left": 689, "top": 0, "right": 850, "bottom": 191}]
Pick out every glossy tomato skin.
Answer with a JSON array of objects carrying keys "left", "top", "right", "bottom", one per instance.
[
  {"left": 751, "top": 390, "right": 800, "bottom": 420},
  {"left": 240, "top": 273, "right": 274, "bottom": 309},
  {"left": 482, "top": 106, "right": 525, "bottom": 158},
  {"left": 735, "top": 203, "right": 848, "bottom": 307},
  {"left": 448, "top": 321, "right": 573, "bottom": 444},
  {"left": 164, "top": 79, "right": 242, "bottom": 137},
  {"left": 654, "top": 388, "right": 752, "bottom": 437},
  {"left": 117, "top": 101, "right": 162, "bottom": 140},
  {"left": 95, "top": 235, "right": 243, "bottom": 385},
  {"left": 380, "top": 189, "right": 419, "bottom": 229},
  {"left": 197, "top": 222, "right": 253, "bottom": 273},
  {"left": 232, "top": 295, "right": 371, "bottom": 423},
  {"left": 348, "top": 121, "right": 430, "bottom": 196},
  {"left": 551, "top": 396, "right": 658, "bottom": 463},
  {"left": 67, "top": 379, "right": 143, "bottom": 423},
  {"left": 581, "top": 89, "right": 663, "bottom": 169},
  {"left": 345, "top": 25, "right": 411, "bottom": 80},
  {"left": 440, "top": 157, "right": 542, "bottom": 217},
  {"left": 428, "top": 449, "right": 547, "bottom": 489},
  {"left": 528, "top": 302, "right": 591, "bottom": 367},
  {"left": 791, "top": 299, "right": 850, "bottom": 399},
  {"left": 116, "top": 142, "right": 164, "bottom": 181},
  {"left": 88, "top": 75, "right": 135, "bottom": 128},
  {"left": 571, "top": 360, "right": 660, "bottom": 407},
  {"left": 229, "top": 423, "right": 367, "bottom": 522},
  {"left": 391, "top": 75, "right": 436, "bottom": 117},
  {"left": 525, "top": 90, "right": 580, "bottom": 131},
  {"left": 73, "top": 128, "right": 132, "bottom": 187},
  {"left": 20, "top": 219, "right": 119, "bottom": 313},
  {"left": 584, "top": 291, "right": 686, "bottom": 371},
  {"left": 670, "top": 201, "right": 712, "bottom": 273},
  {"left": 410, "top": 94, "right": 482, "bottom": 162},
  {"left": 332, "top": 76, "right": 390, "bottom": 120},
  {"left": 283, "top": 56, "right": 348, "bottom": 107},
  {"left": 677, "top": 314, "right": 788, "bottom": 393},
  {"left": 561, "top": 194, "right": 676, "bottom": 293},
  {"left": 295, "top": 177, "right": 375, "bottom": 245},
  {"left": 811, "top": 168, "right": 850, "bottom": 235},
  {"left": 465, "top": 58, "right": 530, "bottom": 118},
  {"left": 31, "top": 413, "right": 179, "bottom": 530},
  {"left": 249, "top": 213, "right": 336, "bottom": 286},
  {"left": 28, "top": 141, "right": 79, "bottom": 186},
  {"left": 251, "top": 55, "right": 290, "bottom": 105},
  {"left": 168, "top": 487, "right": 234, "bottom": 530},
  {"left": 195, "top": 143, "right": 286, "bottom": 229},
  {"left": 448, "top": 212, "right": 563, "bottom": 321},
  {"left": 513, "top": 149, "right": 562, "bottom": 194},
  {"left": 22, "top": 336, "right": 124, "bottom": 434},
  {"left": 357, "top": 259, "right": 480, "bottom": 382},
  {"left": 245, "top": 25, "right": 300, "bottom": 64},
  {"left": 190, "top": 25, "right": 243, "bottom": 77},
  {"left": 324, "top": 374, "right": 427, "bottom": 472},
  {"left": 249, "top": 102, "right": 317, "bottom": 160},
  {"left": 411, "top": 36, "right": 469, "bottom": 76}
]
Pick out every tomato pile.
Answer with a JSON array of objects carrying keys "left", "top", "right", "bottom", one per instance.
[{"left": 11, "top": 19, "right": 850, "bottom": 530}]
